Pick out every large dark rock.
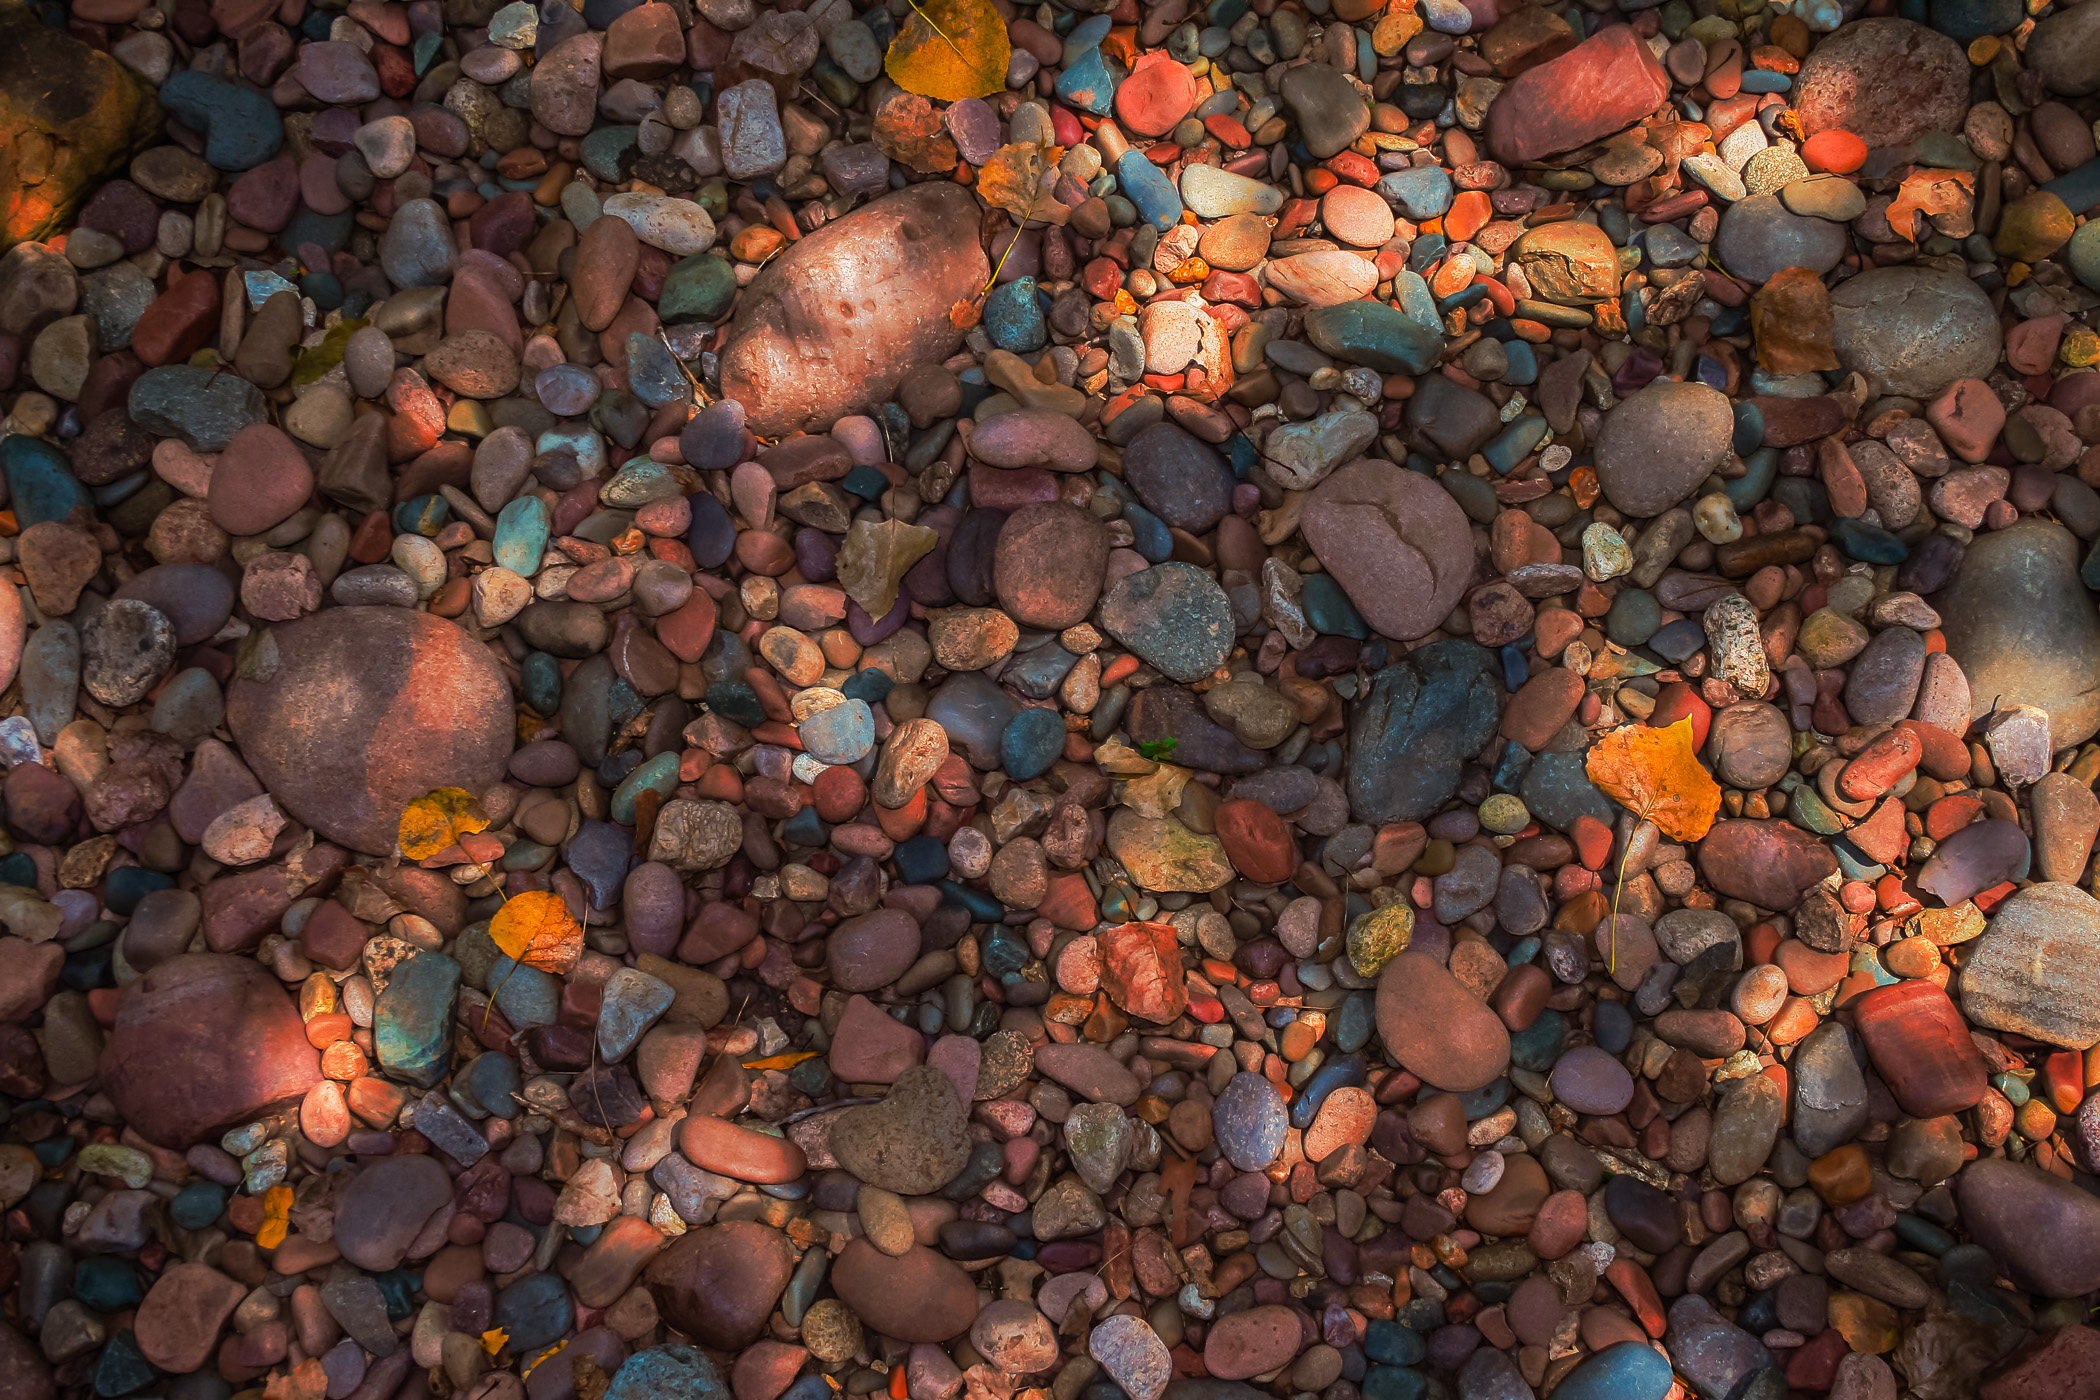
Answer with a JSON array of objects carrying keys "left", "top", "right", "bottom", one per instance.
[
  {"left": 99, "top": 953, "right": 321, "bottom": 1148},
  {"left": 717, "top": 184, "right": 991, "bottom": 436},
  {"left": 226, "top": 608, "right": 514, "bottom": 855},
  {"left": 1346, "top": 640, "right": 1501, "bottom": 823},
  {"left": 0, "top": 9, "right": 161, "bottom": 249},
  {"left": 643, "top": 1221, "right": 796, "bottom": 1349}
]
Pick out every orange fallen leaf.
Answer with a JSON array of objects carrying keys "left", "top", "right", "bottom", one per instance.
[
  {"left": 949, "top": 298, "right": 982, "bottom": 329},
  {"left": 977, "top": 141, "right": 1068, "bottom": 226},
  {"left": 256, "top": 1183, "right": 293, "bottom": 1250},
  {"left": 397, "top": 787, "right": 490, "bottom": 862},
  {"left": 1885, "top": 168, "right": 1974, "bottom": 244},
  {"left": 1098, "top": 920, "right": 1189, "bottom": 1024},
  {"left": 489, "top": 889, "right": 582, "bottom": 975},
  {"left": 1585, "top": 717, "right": 1722, "bottom": 844},
  {"left": 742, "top": 1050, "right": 820, "bottom": 1071},
  {"left": 481, "top": 1328, "right": 510, "bottom": 1356},
  {"left": 885, "top": 0, "right": 1010, "bottom": 102}
]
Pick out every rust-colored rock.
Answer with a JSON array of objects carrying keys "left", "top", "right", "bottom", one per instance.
[
  {"left": 718, "top": 184, "right": 991, "bottom": 436},
  {"left": 225, "top": 607, "right": 514, "bottom": 855}
]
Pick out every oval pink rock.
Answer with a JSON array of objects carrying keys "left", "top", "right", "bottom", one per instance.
[
  {"left": 1303, "top": 459, "right": 1475, "bottom": 642},
  {"left": 1375, "top": 950, "right": 1511, "bottom": 1092},
  {"left": 208, "top": 422, "right": 314, "bottom": 537},
  {"left": 1203, "top": 1304, "right": 1305, "bottom": 1379}
]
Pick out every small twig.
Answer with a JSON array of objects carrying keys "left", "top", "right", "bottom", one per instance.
[{"left": 906, "top": 0, "right": 968, "bottom": 59}]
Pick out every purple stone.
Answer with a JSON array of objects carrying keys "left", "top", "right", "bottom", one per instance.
[
  {"left": 537, "top": 364, "right": 601, "bottom": 416},
  {"left": 848, "top": 592, "right": 910, "bottom": 646},
  {"left": 795, "top": 526, "right": 839, "bottom": 582},
  {"left": 945, "top": 97, "right": 1002, "bottom": 165},
  {"left": 78, "top": 181, "right": 160, "bottom": 254}
]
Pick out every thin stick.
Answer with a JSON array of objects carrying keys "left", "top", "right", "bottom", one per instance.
[{"left": 906, "top": 0, "right": 968, "bottom": 59}]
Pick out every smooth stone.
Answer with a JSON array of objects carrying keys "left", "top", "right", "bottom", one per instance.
[{"left": 226, "top": 608, "right": 514, "bottom": 854}]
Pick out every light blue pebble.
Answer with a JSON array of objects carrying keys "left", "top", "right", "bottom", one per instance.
[
  {"left": 800, "top": 699, "right": 876, "bottom": 764},
  {"left": 493, "top": 496, "right": 551, "bottom": 576},
  {"left": 610, "top": 751, "right": 680, "bottom": 823},
  {"left": 598, "top": 966, "right": 676, "bottom": 1060},
  {"left": 1377, "top": 166, "right": 1454, "bottom": 220},
  {"left": 1117, "top": 151, "right": 1185, "bottom": 230}
]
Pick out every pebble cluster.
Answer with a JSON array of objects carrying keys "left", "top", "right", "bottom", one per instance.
[{"left": 3, "top": 0, "right": 2100, "bottom": 1397}]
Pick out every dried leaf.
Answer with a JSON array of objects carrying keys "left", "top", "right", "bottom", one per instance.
[
  {"left": 1585, "top": 718, "right": 1723, "bottom": 844},
  {"left": 885, "top": 0, "right": 1010, "bottom": 102},
  {"left": 489, "top": 889, "right": 583, "bottom": 975},
  {"left": 1885, "top": 169, "right": 1975, "bottom": 244},
  {"left": 256, "top": 1183, "right": 293, "bottom": 1250},
  {"left": 977, "top": 141, "right": 1069, "bottom": 226},
  {"left": 871, "top": 91, "right": 959, "bottom": 172},
  {"left": 949, "top": 298, "right": 982, "bottom": 329},
  {"left": 480, "top": 1329, "right": 510, "bottom": 1356},
  {"left": 290, "top": 317, "right": 368, "bottom": 387},
  {"left": 742, "top": 1050, "right": 820, "bottom": 1070},
  {"left": 398, "top": 787, "right": 491, "bottom": 861},
  {"left": 836, "top": 517, "right": 939, "bottom": 619},
  {"left": 1098, "top": 920, "right": 1189, "bottom": 1024}
]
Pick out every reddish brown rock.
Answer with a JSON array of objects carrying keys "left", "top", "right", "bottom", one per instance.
[
  {"left": 1486, "top": 26, "right": 1670, "bottom": 165},
  {"left": 1853, "top": 980, "right": 1986, "bottom": 1117},
  {"left": 829, "top": 1239, "right": 980, "bottom": 1342},
  {"left": 134, "top": 1262, "right": 246, "bottom": 1374},
  {"left": 1790, "top": 19, "right": 1968, "bottom": 150},
  {"left": 1375, "top": 950, "right": 1511, "bottom": 1092},
  {"left": 718, "top": 184, "right": 991, "bottom": 436},
  {"left": 209, "top": 423, "right": 315, "bottom": 537},
  {"left": 1203, "top": 1304, "right": 1304, "bottom": 1379},
  {"left": 644, "top": 1221, "right": 797, "bottom": 1348},
  {"left": 1697, "top": 820, "right": 1839, "bottom": 910},
  {"left": 225, "top": 607, "right": 513, "bottom": 855},
  {"left": 100, "top": 953, "right": 321, "bottom": 1148},
  {"left": 1097, "top": 920, "right": 1190, "bottom": 1024},
  {"left": 1213, "top": 798, "right": 1299, "bottom": 885}
]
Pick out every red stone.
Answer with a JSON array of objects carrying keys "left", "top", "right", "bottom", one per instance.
[
  {"left": 1851, "top": 980, "right": 1987, "bottom": 1117},
  {"left": 1113, "top": 49, "right": 1199, "bottom": 137},
  {"left": 1214, "top": 798, "right": 1299, "bottom": 885},
  {"left": 1486, "top": 27, "right": 1670, "bottom": 165},
  {"left": 1982, "top": 1324, "right": 2100, "bottom": 1400},
  {"left": 1097, "top": 920, "right": 1189, "bottom": 1024},
  {"left": 131, "top": 264, "right": 222, "bottom": 367}
]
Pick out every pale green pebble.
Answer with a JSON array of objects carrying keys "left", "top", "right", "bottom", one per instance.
[
  {"left": 1178, "top": 165, "right": 1284, "bottom": 218},
  {"left": 1683, "top": 15, "right": 1742, "bottom": 41},
  {"left": 1346, "top": 902, "right": 1414, "bottom": 977},
  {"left": 77, "top": 1143, "right": 154, "bottom": 1190},
  {"left": 600, "top": 457, "right": 683, "bottom": 507},
  {"left": 560, "top": 181, "right": 602, "bottom": 232},
  {"left": 242, "top": 1139, "right": 290, "bottom": 1194},
  {"left": 1581, "top": 522, "right": 1632, "bottom": 580},
  {"left": 2068, "top": 219, "right": 2100, "bottom": 293},
  {"left": 488, "top": 0, "right": 537, "bottom": 47},
  {"left": 1478, "top": 794, "right": 1529, "bottom": 835},
  {"left": 392, "top": 533, "right": 447, "bottom": 596},
  {"left": 1741, "top": 147, "right": 1808, "bottom": 197}
]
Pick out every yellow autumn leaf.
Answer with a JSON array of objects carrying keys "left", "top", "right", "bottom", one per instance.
[
  {"left": 481, "top": 1328, "right": 510, "bottom": 1356},
  {"left": 742, "top": 1050, "right": 820, "bottom": 1071},
  {"left": 977, "top": 141, "right": 1068, "bottom": 226},
  {"left": 256, "top": 1183, "right": 293, "bottom": 1250},
  {"left": 489, "top": 889, "right": 583, "bottom": 975},
  {"left": 1585, "top": 718, "right": 1723, "bottom": 844},
  {"left": 885, "top": 0, "right": 1010, "bottom": 102},
  {"left": 398, "top": 787, "right": 490, "bottom": 861}
]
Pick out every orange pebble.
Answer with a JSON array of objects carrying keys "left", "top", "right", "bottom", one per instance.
[
  {"left": 1800, "top": 130, "right": 1867, "bottom": 174},
  {"left": 1305, "top": 167, "right": 1339, "bottom": 194}
]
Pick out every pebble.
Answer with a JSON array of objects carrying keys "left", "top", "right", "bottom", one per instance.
[{"left": 3, "top": 2, "right": 2098, "bottom": 1397}]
